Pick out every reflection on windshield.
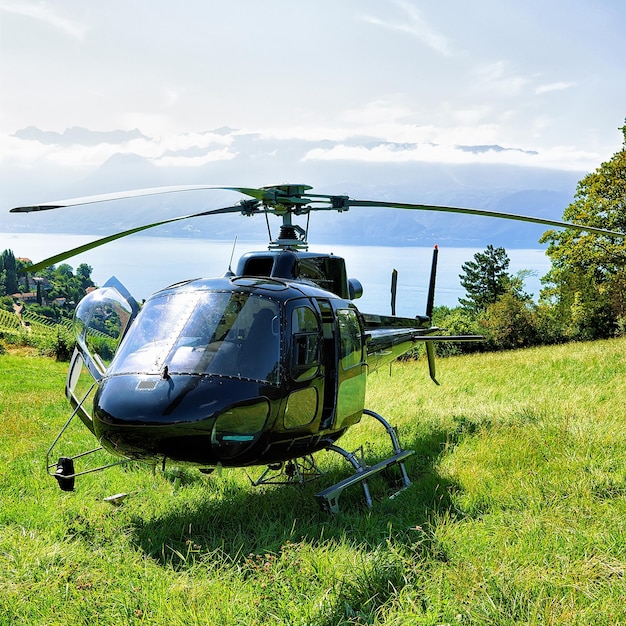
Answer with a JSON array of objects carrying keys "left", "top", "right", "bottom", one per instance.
[
  {"left": 74, "top": 286, "right": 135, "bottom": 365},
  {"left": 109, "top": 290, "right": 281, "bottom": 383}
]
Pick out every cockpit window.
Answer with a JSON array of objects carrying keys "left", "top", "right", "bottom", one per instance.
[{"left": 109, "top": 290, "right": 281, "bottom": 383}]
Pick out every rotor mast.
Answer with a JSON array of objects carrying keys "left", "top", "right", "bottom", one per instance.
[{"left": 259, "top": 184, "right": 313, "bottom": 250}]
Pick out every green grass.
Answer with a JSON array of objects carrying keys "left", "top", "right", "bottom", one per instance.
[{"left": 1, "top": 339, "right": 625, "bottom": 625}]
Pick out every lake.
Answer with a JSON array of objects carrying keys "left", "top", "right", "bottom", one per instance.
[{"left": 1, "top": 232, "right": 551, "bottom": 317}]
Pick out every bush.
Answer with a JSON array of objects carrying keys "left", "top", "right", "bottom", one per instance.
[
  {"left": 36, "top": 326, "right": 76, "bottom": 361},
  {"left": 26, "top": 303, "right": 62, "bottom": 322},
  {"left": 566, "top": 293, "right": 615, "bottom": 341},
  {"left": 1, "top": 296, "right": 15, "bottom": 312},
  {"left": 533, "top": 304, "right": 567, "bottom": 345},
  {"left": 482, "top": 294, "right": 538, "bottom": 350},
  {"left": 0, "top": 327, "right": 32, "bottom": 347},
  {"left": 432, "top": 306, "right": 484, "bottom": 356}
]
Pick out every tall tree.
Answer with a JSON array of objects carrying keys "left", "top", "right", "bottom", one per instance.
[
  {"left": 75, "top": 263, "right": 95, "bottom": 290},
  {"left": 459, "top": 245, "right": 511, "bottom": 313},
  {"left": 0, "top": 249, "right": 18, "bottom": 296},
  {"left": 540, "top": 122, "right": 626, "bottom": 338}
]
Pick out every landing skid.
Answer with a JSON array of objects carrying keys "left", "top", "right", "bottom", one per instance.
[
  {"left": 315, "top": 409, "right": 413, "bottom": 513},
  {"left": 251, "top": 409, "right": 414, "bottom": 513}
]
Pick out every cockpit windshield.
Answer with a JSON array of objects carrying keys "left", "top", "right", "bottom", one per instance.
[{"left": 108, "top": 290, "right": 281, "bottom": 383}]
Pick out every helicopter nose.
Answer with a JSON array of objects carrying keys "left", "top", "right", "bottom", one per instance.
[{"left": 92, "top": 374, "right": 271, "bottom": 465}]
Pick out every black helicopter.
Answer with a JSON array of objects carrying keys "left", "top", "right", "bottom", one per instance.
[{"left": 11, "top": 184, "right": 624, "bottom": 512}]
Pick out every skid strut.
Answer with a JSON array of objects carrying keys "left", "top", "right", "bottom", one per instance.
[
  {"left": 47, "top": 382, "right": 128, "bottom": 491},
  {"left": 315, "top": 409, "right": 413, "bottom": 513}
]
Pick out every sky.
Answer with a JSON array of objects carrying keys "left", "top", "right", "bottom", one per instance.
[{"left": 0, "top": 0, "right": 624, "bottom": 178}]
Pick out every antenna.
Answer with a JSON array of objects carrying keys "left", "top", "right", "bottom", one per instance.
[{"left": 223, "top": 236, "right": 238, "bottom": 277}]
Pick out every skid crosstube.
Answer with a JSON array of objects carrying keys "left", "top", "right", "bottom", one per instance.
[{"left": 315, "top": 409, "right": 414, "bottom": 513}]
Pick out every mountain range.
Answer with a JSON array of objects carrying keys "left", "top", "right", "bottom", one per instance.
[{"left": 1, "top": 126, "right": 586, "bottom": 249}]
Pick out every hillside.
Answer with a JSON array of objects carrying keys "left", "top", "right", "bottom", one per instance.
[{"left": 1, "top": 338, "right": 624, "bottom": 624}]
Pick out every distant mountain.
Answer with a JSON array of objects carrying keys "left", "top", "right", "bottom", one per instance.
[
  {"left": 1, "top": 126, "right": 584, "bottom": 249},
  {"left": 456, "top": 144, "right": 538, "bottom": 156}
]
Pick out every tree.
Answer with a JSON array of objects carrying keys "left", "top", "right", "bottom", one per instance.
[
  {"left": 76, "top": 264, "right": 94, "bottom": 291},
  {"left": 55, "top": 263, "right": 74, "bottom": 279},
  {"left": 482, "top": 293, "right": 538, "bottom": 350},
  {"left": 540, "top": 122, "right": 626, "bottom": 338},
  {"left": 42, "top": 263, "right": 95, "bottom": 306},
  {"left": 458, "top": 245, "right": 512, "bottom": 313},
  {"left": 0, "top": 249, "right": 19, "bottom": 296}
]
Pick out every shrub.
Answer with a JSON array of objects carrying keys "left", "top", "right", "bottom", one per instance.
[
  {"left": 482, "top": 294, "right": 538, "bottom": 350},
  {"left": 432, "top": 306, "right": 484, "bottom": 356},
  {"left": 36, "top": 326, "right": 76, "bottom": 361}
]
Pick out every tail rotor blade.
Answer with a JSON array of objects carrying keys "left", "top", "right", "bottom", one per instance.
[
  {"left": 391, "top": 269, "right": 398, "bottom": 316},
  {"left": 425, "top": 246, "right": 440, "bottom": 384},
  {"left": 426, "top": 342, "right": 439, "bottom": 385}
]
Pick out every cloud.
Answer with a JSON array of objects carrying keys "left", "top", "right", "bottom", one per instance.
[
  {"left": 471, "top": 65, "right": 577, "bottom": 101},
  {"left": 12, "top": 126, "right": 149, "bottom": 146},
  {"left": 0, "top": 0, "right": 88, "bottom": 40},
  {"left": 150, "top": 149, "right": 238, "bottom": 169},
  {"left": 535, "top": 81, "right": 577, "bottom": 95},
  {"left": 0, "top": 115, "right": 603, "bottom": 175},
  {"left": 158, "top": 131, "right": 234, "bottom": 153},
  {"left": 303, "top": 141, "right": 600, "bottom": 171},
  {"left": 340, "top": 99, "right": 414, "bottom": 126},
  {"left": 470, "top": 62, "right": 532, "bottom": 98},
  {"left": 360, "top": 0, "right": 453, "bottom": 56},
  {"left": 0, "top": 127, "right": 238, "bottom": 170}
]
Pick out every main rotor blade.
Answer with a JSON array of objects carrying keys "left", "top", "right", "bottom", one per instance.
[
  {"left": 24, "top": 204, "right": 243, "bottom": 273},
  {"left": 342, "top": 199, "right": 624, "bottom": 238},
  {"left": 10, "top": 185, "right": 267, "bottom": 213},
  {"left": 13, "top": 183, "right": 625, "bottom": 244}
]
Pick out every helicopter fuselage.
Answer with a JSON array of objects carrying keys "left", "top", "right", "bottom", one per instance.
[
  {"left": 76, "top": 273, "right": 370, "bottom": 467},
  {"left": 67, "top": 249, "right": 435, "bottom": 471}
]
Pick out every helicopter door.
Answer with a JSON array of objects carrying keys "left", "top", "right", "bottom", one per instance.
[
  {"left": 285, "top": 301, "right": 324, "bottom": 432},
  {"left": 333, "top": 307, "right": 367, "bottom": 430},
  {"left": 71, "top": 276, "right": 139, "bottom": 381},
  {"left": 316, "top": 299, "right": 338, "bottom": 429}
]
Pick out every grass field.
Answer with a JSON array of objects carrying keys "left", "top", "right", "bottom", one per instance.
[{"left": 1, "top": 339, "right": 625, "bottom": 625}]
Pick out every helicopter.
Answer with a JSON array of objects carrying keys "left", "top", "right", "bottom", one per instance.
[{"left": 10, "top": 184, "right": 625, "bottom": 512}]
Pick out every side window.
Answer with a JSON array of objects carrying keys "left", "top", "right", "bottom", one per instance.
[
  {"left": 291, "top": 305, "right": 320, "bottom": 381},
  {"left": 337, "top": 308, "right": 362, "bottom": 370}
]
